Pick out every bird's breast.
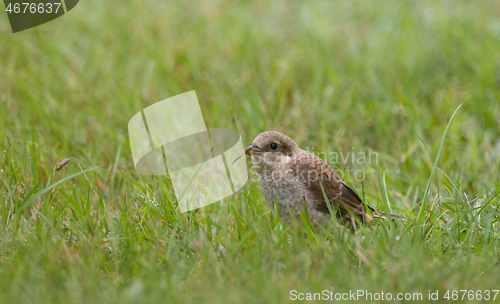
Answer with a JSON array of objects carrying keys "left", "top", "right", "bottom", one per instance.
[{"left": 256, "top": 166, "right": 305, "bottom": 209}]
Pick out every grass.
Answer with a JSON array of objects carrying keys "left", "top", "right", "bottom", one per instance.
[{"left": 1, "top": 0, "right": 500, "bottom": 302}]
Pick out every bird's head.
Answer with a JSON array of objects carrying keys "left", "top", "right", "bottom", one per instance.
[{"left": 245, "top": 131, "right": 298, "bottom": 172}]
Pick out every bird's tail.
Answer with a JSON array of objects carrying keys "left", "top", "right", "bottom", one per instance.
[{"left": 373, "top": 211, "right": 405, "bottom": 220}]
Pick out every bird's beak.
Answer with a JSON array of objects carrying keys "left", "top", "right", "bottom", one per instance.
[{"left": 245, "top": 145, "right": 265, "bottom": 155}]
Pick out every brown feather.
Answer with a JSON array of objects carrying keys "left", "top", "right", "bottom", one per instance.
[{"left": 286, "top": 150, "right": 370, "bottom": 222}]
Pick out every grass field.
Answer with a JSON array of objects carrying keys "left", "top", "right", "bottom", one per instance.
[{"left": 1, "top": 0, "right": 500, "bottom": 303}]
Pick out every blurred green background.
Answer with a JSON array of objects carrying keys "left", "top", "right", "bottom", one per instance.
[{"left": 1, "top": 0, "right": 500, "bottom": 303}]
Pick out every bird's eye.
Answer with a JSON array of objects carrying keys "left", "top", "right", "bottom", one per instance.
[{"left": 270, "top": 143, "right": 279, "bottom": 150}]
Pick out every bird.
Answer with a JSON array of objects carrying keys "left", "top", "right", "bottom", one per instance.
[{"left": 245, "top": 131, "right": 402, "bottom": 230}]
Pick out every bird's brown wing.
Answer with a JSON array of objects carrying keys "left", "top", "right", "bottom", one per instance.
[{"left": 287, "top": 151, "right": 370, "bottom": 220}]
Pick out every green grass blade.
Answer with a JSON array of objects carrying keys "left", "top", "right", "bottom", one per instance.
[
  {"left": 17, "top": 166, "right": 99, "bottom": 213},
  {"left": 416, "top": 103, "right": 463, "bottom": 228}
]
